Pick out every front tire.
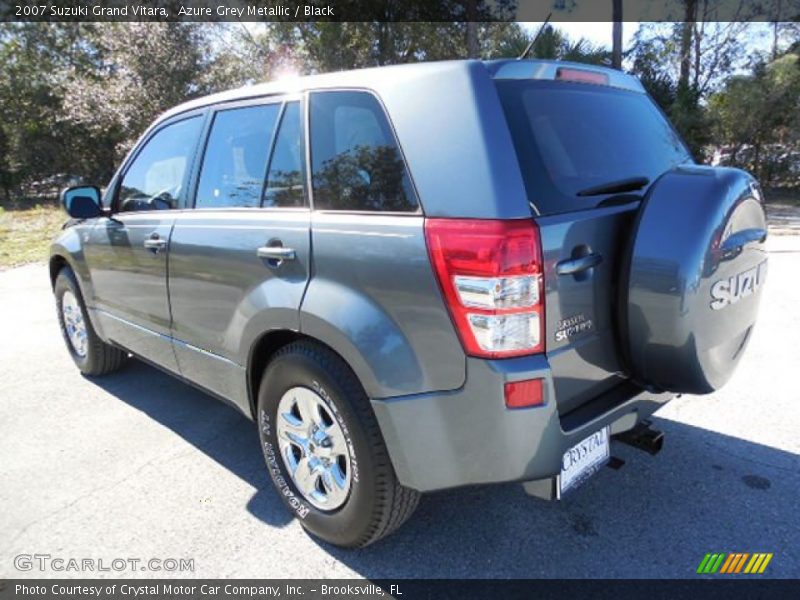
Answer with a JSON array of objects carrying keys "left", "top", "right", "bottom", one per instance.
[
  {"left": 257, "top": 341, "right": 419, "bottom": 548},
  {"left": 54, "top": 267, "right": 127, "bottom": 376}
]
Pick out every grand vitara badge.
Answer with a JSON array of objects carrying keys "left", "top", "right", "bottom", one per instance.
[
  {"left": 555, "top": 313, "right": 594, "bottom": 342},
  {"left": 710, "top": 259, "right": 768, "bottom": 310}
]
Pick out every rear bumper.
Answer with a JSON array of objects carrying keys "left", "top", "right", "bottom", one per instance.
[{"left": 371, "top": 355, "right": 672, "bottom": 493}]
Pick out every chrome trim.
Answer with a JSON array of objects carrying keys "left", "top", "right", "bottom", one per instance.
[
  {"left": 96, "top": 308, "right": 172, "bottom": 341},
  {"left": 95, "top": 309, "right": 242, "bottom": 368},
  {"left": 172, "top": 338, "right": 242, "bottom": 368}
]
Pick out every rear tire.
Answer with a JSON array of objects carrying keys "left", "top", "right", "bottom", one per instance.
[
  {"left": 54, "top": 267, "right": 127, "bottom": 376},
  {"left": 257, "top": 340, "right": 420, "bottom": 548}
]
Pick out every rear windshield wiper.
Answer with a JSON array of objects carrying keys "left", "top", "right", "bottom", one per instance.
[{"left": 576, "top": 176, "right": 650, "bottom": 197}]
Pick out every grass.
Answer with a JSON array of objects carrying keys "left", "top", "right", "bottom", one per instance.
[{"left": 0, "top": 203, "right": 67, "bottom": 269}]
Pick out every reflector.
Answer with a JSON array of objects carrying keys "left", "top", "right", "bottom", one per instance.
[{"left": 504, "top": 379, "right": 545, "bottom": 409}]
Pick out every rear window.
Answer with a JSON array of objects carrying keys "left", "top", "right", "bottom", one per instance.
[{"left": 496, "top": 80, "right": 691, "bottom": 215}]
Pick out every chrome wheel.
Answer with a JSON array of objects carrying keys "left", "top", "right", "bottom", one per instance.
[
  {"left": 276, "top": 387, "right": 352, "bottom": 511},
  {"left": 61, "top": 290, "right": 88, "bottom": 358}
]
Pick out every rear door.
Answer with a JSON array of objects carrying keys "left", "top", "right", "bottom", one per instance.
[
  {"left": 167, "top": 97, "right": 311, "bottom": 408},
  {"left": 496, "top": 79, "right": 691, "bottom": 414}
]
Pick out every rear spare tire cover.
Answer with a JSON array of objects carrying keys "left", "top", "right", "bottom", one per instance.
[{"left": 621, "top": 166, "right": 767, "bottom": 394}]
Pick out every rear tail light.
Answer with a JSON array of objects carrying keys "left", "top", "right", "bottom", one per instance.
[{"left": 424, "top": 218, "right": 545, "bottom": 358}]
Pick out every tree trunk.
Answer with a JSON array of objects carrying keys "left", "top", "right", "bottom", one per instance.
[
  {"left": 772, "top": 0, "right": 783, "bottom": 60},
  {"left": 611, "top": 0, "right": 623, "bottom": 69},
  {"left": 377, "top": 22, "right": 388, "bottom": 66},
  {"left": 466, "top": 0, "right": 479, "bottom": 58},
  {"left": 679, "top": 0, "right": 697, "bottom": 92},
  {"left": 772, "top": 22, "right": 780, "bottom": 60},
  {"left": 693, "top": 20, "right": 702, "bottom": 89}
]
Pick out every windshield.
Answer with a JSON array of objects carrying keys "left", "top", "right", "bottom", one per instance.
[{"left": 496, "top": 80, "right": 692, "bottom": 215}]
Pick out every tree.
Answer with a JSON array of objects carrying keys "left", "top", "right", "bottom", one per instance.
[
  {"left": 708, "top": 49, "right": 800, "bottom": 185},
  {"left": 0, "top": 23, "right": 100, "bottom": 192},
  {"left": 61, "top": 23, "right": 211, "bottom": 180},
  {"left": 484, "top": 23, "right": 610, "bottom": 63},
  {"left": 628, "top": 20, "right": 751, "bottom": 158}
]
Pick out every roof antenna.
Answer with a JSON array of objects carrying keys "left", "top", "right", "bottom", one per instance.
[{"left": 518, "top": 13, "right": 552, "bottom": 60}]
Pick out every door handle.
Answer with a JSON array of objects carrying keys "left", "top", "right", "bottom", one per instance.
[
  {"left": 256, "top": 246, "right": 296, "bottom": 261},
  {"left": 143, "top": 235, "right": 167, "bottom": 252},
  {"left": 556, "top": 253, "right": 603, "bottom": 276}
]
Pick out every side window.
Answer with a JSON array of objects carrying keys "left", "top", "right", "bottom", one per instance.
[
  {"left": 118, "top": 116, "right": 203, "bottom": 212},
  {"left": 310, "top": 91, "right": 418, "bottom": 212},
  {"left": 195, "top": 104, "right": 281, "bottom": 209},
  {"left": 264, "top": 102, "right": 306, "bottom": 208}
]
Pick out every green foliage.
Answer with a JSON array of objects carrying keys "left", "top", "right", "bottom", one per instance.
[
  {"left": 0, "top": 24, "right": 100, "bottom": 191},
  {"left": 708, "top": 51, "right": 800, "bottom": 184},
  {"left": 62, "top": 23, "right": 212, "bottom": 180},
  {"left": 0, "top": 23, "right": 212, "bottom": 190},
  {"left": 628, "top": 20, "right": 800, "bottom": 177},
  {"left": 483, "top": 24, "right": 609, "bottom": 64},
  {"left": 628, "top": 22, "right": 753, "bottom": 161}
]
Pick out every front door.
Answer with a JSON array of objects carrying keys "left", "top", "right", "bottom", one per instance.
[{"left": 85, "top": 114, "right": 205, "bottom": 371}]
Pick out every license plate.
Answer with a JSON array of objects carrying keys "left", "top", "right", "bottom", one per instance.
[{"left": 559, "top": 426, "right": 610, "bottom": 497}]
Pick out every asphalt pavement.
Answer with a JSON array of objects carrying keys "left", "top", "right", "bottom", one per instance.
[{"left": 1, "top": 235, "right": 798, "bottom": 579}]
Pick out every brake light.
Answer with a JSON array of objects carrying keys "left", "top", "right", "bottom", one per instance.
[
  {"left": 556, "top": 68, "right": 609, "bottom": 86},
  {"left": 424, "top": 218, "right": 545, "bottom": 358}
]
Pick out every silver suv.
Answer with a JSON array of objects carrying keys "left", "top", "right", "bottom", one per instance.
[{"left": 51, "top": 59, "right": 767, "bottom": 547}]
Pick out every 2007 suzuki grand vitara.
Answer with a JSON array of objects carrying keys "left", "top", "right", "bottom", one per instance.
[{"left": 51, "top": 59, "right": 768, "bottom": 547}]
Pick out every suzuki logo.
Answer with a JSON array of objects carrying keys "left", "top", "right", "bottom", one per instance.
[{"left": 710, "top": 259, "right": 768, "bottom": 310}]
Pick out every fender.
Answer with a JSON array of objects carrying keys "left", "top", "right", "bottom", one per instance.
[
  {"left": 298, "top": 277, "right": 426, "bottom": 400},
  {"left": 50, "top": 222, "right": 107, "bottom": 340}
]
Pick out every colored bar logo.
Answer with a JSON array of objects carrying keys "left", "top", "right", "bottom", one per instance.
[{"left": 697, "top": 552, "right": 773, "bottom": 574}]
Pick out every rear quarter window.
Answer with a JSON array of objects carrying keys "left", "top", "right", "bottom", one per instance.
[
  {"left": 309, "top": 91, "right": 418, "bottom": 213},
  {"left": 496, "top": 80, "right": 691, "bottom": 215}
]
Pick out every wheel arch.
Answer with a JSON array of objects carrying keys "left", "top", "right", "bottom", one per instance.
[
  {"left": 49, "top": 253, "right": 70, "bottom": 288},
  {"left": 49, "top": 242, "right": 105, "bottom": 341},
  {"left": 246, "top": 330, "right": 368, "bottom": 421}
]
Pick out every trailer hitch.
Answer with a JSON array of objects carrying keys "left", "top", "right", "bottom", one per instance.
[{"left": 615, "top": 419, "right": 664, "bottom": 455}]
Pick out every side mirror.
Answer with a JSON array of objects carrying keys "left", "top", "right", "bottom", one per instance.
[{"left": 61, "top": 186, "right": 103, "bottom": 219}]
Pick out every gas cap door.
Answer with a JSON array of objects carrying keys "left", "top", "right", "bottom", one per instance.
[{"left": 620, "top": 166, "right": 768, "bottom": 394}]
